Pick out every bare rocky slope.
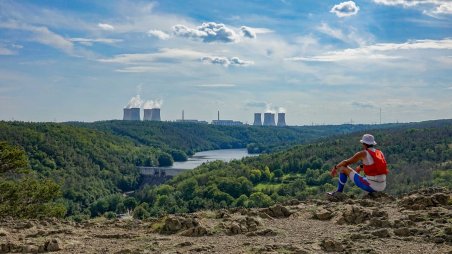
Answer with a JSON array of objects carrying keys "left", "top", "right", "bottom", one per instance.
[{"left": 1, "top": 188, "right": 451, "bottom": 254}]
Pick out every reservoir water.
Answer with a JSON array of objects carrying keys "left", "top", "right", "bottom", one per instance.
[{"left": 170, "top": 148, "right": 258, "bottom": 170}]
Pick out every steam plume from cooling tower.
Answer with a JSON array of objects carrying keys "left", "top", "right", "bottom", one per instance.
[
  {"left": 125, "top": 95, "right": 143, "bottom": 109},
  {"left": 143, "top": 99, "right": 163, "bottom": 109}
]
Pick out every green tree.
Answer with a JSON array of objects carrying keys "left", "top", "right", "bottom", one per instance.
[
  {"left": 158, "top": 153, "right": 174, "bottom": 166},
  {"left": 133, "top": 203, "right": 150, "bottom": 220},
  {"left": 0, "top": 142, "right": 28, "bottom": 174},
  {"left": 249, "top": 192, "right": 272, "bottom": 207}
]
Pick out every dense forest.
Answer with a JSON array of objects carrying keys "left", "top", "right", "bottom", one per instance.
[
  {"left": 69, "top": 120, "right": 390, "bottom": 154},
  {"left": 0, "top": 120, "right": 451, "bottom": 220},
  {"left": 129, "top": 120, "right": 452, "bottom": 218}
]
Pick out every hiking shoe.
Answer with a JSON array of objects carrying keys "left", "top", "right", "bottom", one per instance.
[{"left": 326, "top": 191, "right": 347, "bottom": 202}]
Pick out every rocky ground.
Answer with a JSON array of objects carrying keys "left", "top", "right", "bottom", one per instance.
[{"left": 1, "top": 187, "right": 451, "bottom": 254}]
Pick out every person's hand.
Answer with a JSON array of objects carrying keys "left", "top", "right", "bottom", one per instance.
[
  {"left": 355, "top": 165, "right": 361, "bottom": 173},
  {"left": 330, "top": 166, "right": 338, "bottom": 177}
]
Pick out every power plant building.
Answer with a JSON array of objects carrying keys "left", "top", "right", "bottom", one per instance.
[
  {"left": 277, "top": 113, "right": 286, "bottom": 127},
  {"left": 253, "top": 113, "right": 262, "bottom": 126},
  {"left": 211, "top": 120, "right": 243, "bottom": 126},
  {"left": 143, "top": 108, "right": 161, "bottom": 121},
  {"left": 123, "top": 108, "right": 141, "bottom": 121},
  {"left": 263, "top": 113, "right": 276, "bottom": 126}
]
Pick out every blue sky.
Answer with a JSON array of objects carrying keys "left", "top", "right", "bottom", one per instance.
[{"left": 0, "top": 0, "right": 451, "bottom": 125}]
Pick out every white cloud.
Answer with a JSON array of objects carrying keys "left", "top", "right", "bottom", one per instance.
[
  {"left": 70, "top": 38, "right": 122, "bottom": 46},
  {"left": 0, "top": 47, "right": 16, "bottom": 55},
  {"left": 240, "top": 26, "right": 256, "bottom": 38},
  {"left": 173, "top": 22, "right": 240, "bottom": 43},
  {"left": 330, "top": 1, "right": 360, "bottom": 17},
  {"left": 99, "top": 48, "right": 205, "bottom": 64},
  {"left": 352, "top": 101, "right": 377, "bottom": 109},
  {"left": 147, "top": 30, "right": 170, "bottom": 40},
  {"left": 115, "top": 66, "right": 163, "bottom": 73},
  {"left": 317, "top": 23, "right": 369, "bottom": 46},
  {"left": 0, "top": 21, "right": 74, "bottom": 54},
  {"left": 245, "top": 101, "right": 267, "bottom": 108},
  {"left": 196, "top": 84, "right": 237, "bottom": 88},
  {"left": 373, "top": 0, "right": 452, "bottom": 15},
  {"left": 98, "top": 23, "right": 115, "bottom": 31},
  {"left": 287, "top": 38, "right": 452, "bottom": 62},
  {"left": 201, "top": 56, "right": 254, "bottom": 67}
]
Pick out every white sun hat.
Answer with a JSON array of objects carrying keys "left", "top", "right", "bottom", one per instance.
[{"left": 360, "top": 134, "right": 377, "bottom": 145}]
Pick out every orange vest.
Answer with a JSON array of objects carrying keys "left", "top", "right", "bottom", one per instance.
[{"left": 363, "top": 149, "right": 389, "bottom": 176}]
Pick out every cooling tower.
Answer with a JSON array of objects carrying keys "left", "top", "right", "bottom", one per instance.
[
  {"left": 253, "top": 113, "right": 262, "bottom": 126},
  {"left": 130, "top": 108, "right": 141, "bottom": 121},
  {"left": 143, "top": 109, "right": 152, "bottom": 121},
  {"left": 263, "top": 113, "right": 276, "bottom": 126},
  {"left": 123, "top": 108, "right": 132, "bottom": 120},
  {"left": 150, "top": 108, "right": 161, "bottom": 121},
  {"left": 277, "top": 113, "right": 286, "bottom": 127}
]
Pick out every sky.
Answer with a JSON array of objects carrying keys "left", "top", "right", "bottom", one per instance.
[{"left": 0, "top": 0, "right": 451, "bottom": 125}]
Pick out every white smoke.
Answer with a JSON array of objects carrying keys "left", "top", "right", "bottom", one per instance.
[
  {"left": 265, "top": 103, "right": 276, "bottom": 114},
  {"left": 265, "top": 103, "right": 286, "bottom": 113},
  {"left": 126, "top": 95, "right": 143, "bottom": 108},
  {"left": 143, "top": 99, "right": 163, "bottom": 109}
]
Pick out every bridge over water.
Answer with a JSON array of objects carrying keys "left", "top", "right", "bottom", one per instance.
[{"left": 138, "top": 166, "right": 186, "bottom": 177}]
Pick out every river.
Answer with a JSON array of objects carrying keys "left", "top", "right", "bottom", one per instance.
[{"left": 170, "top": 148, "right": 258, "bottom": 170}]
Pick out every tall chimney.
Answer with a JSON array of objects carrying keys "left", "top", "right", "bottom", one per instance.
[
  {"left": 263, "top": 113, "right": 276, "bottom": 126},
  {"left": 143, "top": 109, "right": 152, "bottom": 121},
  {"left": 130, "top": 108, "right": 141, "bottom": 121},
  {"left": 150, "top": 108, "right": 161, "bottom": 121},
  {"left": 182, "top": 110, "right": 184, "bottom": 121},
  {"left": 218, "top": 110, "right": 220, "bottom": 121},
  {"left": 277, "top": 113, "right": 286, "bottom": 127},
  {"left": 253, "top": 113, "right": 262, "bottom": 126}
]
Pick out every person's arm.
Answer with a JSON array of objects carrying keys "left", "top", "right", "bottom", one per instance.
[{"left": 330, "top": 151, "right": 366, "bottom": 176}]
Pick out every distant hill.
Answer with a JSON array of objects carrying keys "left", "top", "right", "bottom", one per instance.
[{"left": 68, "top": 120, "right": 409, "bottom": 154}]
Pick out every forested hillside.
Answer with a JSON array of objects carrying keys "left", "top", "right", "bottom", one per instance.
[
  {"left": 130, "top": 120, "right": 452, "bottom": 217},
  {"left": 0, "top": 120, "right": 375, "bottom": 219},
  {"left": 0, "top": 120, "right": 450, "bottom": 220},
  {"left": 69, "top": 120, "right": 390, "bottom": 154},
  {"left": 0, "top": 122, "right": 158, "bottom": 218}
]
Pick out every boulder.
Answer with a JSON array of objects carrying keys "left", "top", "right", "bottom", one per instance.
[
  {"left": 261, "top": 204, "right": 292, "bottom": 218},
  {"left": 431, "top": 193, "right": 449, "bottom": 206},
  {"left": 175, "top": 241, "right": 193, "bottom": 247},
  {"left": 368, "top": 217, "right": 391, "bottom": 228},
  {"left": 180, "top": 226, "right": 208, "bottom": 237},
  {"left": 365, "top": 192, "right": 395, "bottom": 202},
  {"left": 0, "top": 242, "right": 21, "bottom": 253},
  {"left": 228, "top": 222, "right": 242, "bottom": 235},
  {"left": 313, "top": 208, "right": 334, "bottom": 221},
  {"left": 371, "top": 210, "right": 388, "bottom": 218},
  {"left": 159, "top": 216, "right": 199, "bottom": 234},
  {"left": 0, "top": 228, "right": 7, "bottom": 237},
  {"left": 320, "top": 239, "right": 344, "bottom": 252},
  {"left": 226, "top": 216, "right": 261, "bottom": 235},
  {"left": 22, "top": 244, "right": 39, "bottom": 253},
  {"left": 445, "top": 227, "right": 452, "bottom": 235},
  {"left": 393, "top": 227, "right": 411, "bottom": 237},
  {"left": 372, "top": 229, "right": 390, "bottom": 238},
  {"left": 339, "top": 205, "right": 371, "bottom": 225},
  {"left": 326, "top": 192, "right": 348, "bottom": 202},
  {"left": 398, "top": 192, "right": 449, "bottom": 210},
  {"left": 45, "top": 238, "right": 62, "bottom": 252}
]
